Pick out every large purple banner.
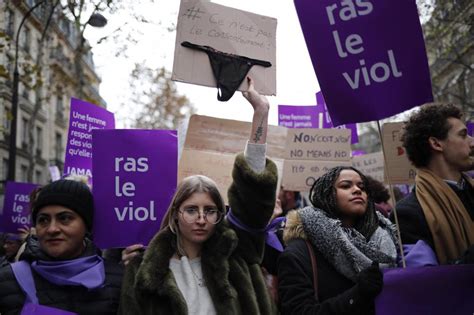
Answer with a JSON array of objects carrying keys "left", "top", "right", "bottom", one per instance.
[
  {"left": 295, "top": 0, "right": 433, "bottom": 125},
  {"left": 92, "top": 130, "right": 177, "bottom": 248},
  {"left": 316, "top": 91, "right": 359, "bottom": 144},
  {"left": 64, "top": 98, "right": 115, "bottom": 181},
  {"left": 278, "top": 105, "right": 319, "bottom": 128},
  {"left": 376, "top": 265, "right": 474, "bottom": 315},
  {"left": 468, "top": 121, "right": 473, "bottom": 137},
  {"left": 1, "top": 182, "right": 38, "bottom": 233}
]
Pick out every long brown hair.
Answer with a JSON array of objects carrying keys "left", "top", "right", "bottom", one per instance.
[{"left": 160, "top": 175, "right": 226, "bottom": 256}]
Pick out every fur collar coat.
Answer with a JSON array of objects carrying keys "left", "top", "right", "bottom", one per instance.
[{"left": 119, "top": 154, "right": 278, "bottom": 315}]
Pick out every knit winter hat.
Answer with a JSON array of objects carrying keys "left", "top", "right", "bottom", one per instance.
[{"left": 31, "top": 179, "right": 94, "bottom": 231}]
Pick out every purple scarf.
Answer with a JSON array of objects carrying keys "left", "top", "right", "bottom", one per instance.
[
  {"left": 226, "top": 209, "right": 285, "bottom": 252},
  {"left": 31, "top": 255, "right": 105, "bottom": 290}
]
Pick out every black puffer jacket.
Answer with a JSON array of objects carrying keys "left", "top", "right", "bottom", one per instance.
[{"left": 0, "top": 237, "right": 123, "bottom": 315}]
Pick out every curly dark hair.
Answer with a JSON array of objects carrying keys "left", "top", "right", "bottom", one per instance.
[
  {"left": 309, "top": 166, "right": 379, "bottom": 239},
  {"left": 402, "top": 103, "right": 463, "bottom": 168},
  {"left": 365, "top": 176, "right": 390, "bottom": 203}
]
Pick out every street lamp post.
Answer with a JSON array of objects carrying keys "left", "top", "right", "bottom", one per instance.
[
  {"left": 7, "top": 3, "right": 107, "bottom": 182},
  {"left": 7, "top": 0, "right": 46, "bottom": 182}
]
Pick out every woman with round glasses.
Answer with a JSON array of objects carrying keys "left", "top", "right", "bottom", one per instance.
[{"left": 119, "top": 78, "right": 278, "bottom": 315}]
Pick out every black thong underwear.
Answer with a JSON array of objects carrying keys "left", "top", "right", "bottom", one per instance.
[{"left": 181, "top": 41, "right": 272, "bottom": 101}]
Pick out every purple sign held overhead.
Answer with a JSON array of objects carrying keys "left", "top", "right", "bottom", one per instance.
[
  {"left": 295, "top": 0, "right": 433, "bottom": 125},
  {"left": 376, "top": 265, "right": 474, "bottom": 315},
  {"left": 278, "top": 105, "right": 319, "bottom": 128},
  {"left": 64, "top": 98, "right": 115, "bottom": 181},
  {"left": 316, "top": 91, "right": 359, "bottom": 144},
  {"left": 92, "top": 130, "right": 177, "bottom": 248},
  {"left": 1, "top": 182, "right": 38, "bottom": 233}
]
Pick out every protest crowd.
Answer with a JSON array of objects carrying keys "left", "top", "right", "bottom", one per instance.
[{"left": 0, "top": 1, "right": 473, "bottom": 315}]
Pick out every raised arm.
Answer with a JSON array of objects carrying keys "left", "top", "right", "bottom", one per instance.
[
  {"left": 243, "top": 77, "right": 269, "bottom": 145},
  {"left": 226, "top": 77, "right": 277, "bottom": 263}
]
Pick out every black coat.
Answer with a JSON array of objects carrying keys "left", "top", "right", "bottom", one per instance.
[
  {"left": 393, "top": 181, "right": 474, "bottom": 253},
  {"left": 0, "top": 237, "right": 123, "bottom": 315},
  {"left": 278, "top": 239, "right": 374, "bottom": 315}
]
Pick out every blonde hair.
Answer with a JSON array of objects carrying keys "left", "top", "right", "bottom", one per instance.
[{"left": 160, "top": 175, "right": 226, "bottom": 257}]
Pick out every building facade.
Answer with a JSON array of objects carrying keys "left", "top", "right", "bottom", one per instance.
[
  {"left": 424, "top": 0, "right": 473, "bottom": 118},
  {"left": 0, "top": 0, "right": 106, "bottom": 194}
]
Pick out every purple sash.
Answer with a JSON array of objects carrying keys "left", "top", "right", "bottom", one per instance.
[
  {"left": 226, "top": 209, "right": 285, "bottom": 252},
  {"left": 11, "top": 261, "right": 78, "bottom": 315}
]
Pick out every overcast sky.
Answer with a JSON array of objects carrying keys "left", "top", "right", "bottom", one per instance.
[{"left": 85, "top": 0, "right": 319, "bottom": 127}]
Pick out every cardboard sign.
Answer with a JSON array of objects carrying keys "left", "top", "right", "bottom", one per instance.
[
  {"left": 284, "top": 128, "right": 352, "bottom": 161},
  {"left": 295, "top": 0, "right": 433, "bottom": 125},
  {"left": 278, "top": 105, "right": 319, "bottom": 128},
  {"left": 179, "top": 115, "right": 286, "bottom": 203},
  {"left": 382, "top": 122, "right": 416, "bottom": 184},
  {"left": 64, "top": 98, "right": 115, "bottom": 181},
  {"left": 172, "top": 0, "right": 277, "bottom": 95},
  {"left": 183, "top": 115, "right": 287, "bottom": 158},
  {"left": 352, "top": 151, "right": 385, "bottom": 183},
  {"left": 92, "top": 130, "right": 177, "bottom": 248},
  {"left": 282, "top": 128, "right": 352, "bottom": 191},
  {"left": 282, "top": 160, "right": 351, "bottom": 192},
  {"left": 1, "top": 182, "right": 38, "bottom": 233},
  {"left": 376, "top": 265, "right": 474, "bottom": 315}
]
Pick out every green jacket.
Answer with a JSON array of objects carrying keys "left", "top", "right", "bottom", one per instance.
[{"left": 119, "top": 153, "right": 278, "bottom": 315}]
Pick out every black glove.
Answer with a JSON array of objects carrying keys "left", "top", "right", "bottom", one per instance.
[{"left": 356, "top": 261, "right": 383, "bottom": 299}]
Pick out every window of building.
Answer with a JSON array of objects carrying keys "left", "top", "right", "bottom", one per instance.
[
  {"left": 35, "top": 170, "right": 42, "bottom": 184},
  {"left": 6, "top": 9, "right": 15, "bottom": 37},
  {"left": 3, "top": 106, "right": 11, "bottom": 134},
  {"left": 20, "top": 165, "right": 28, "bottom": 182},
  {"left": 22, "top": 26, "right": 31, "bottom": 53},
  {"left": 1, "top": 158, "right": 8, "bottom": 180},
  {"left": 55, "top": 132, "right": 63, "bottom": 160},
  {"left": 57, "top": 95, "right": 64, "bottom": 119},
  {"left": 36, "top": 126, "right": 43, "bottom": 156},
  {"left": 21, "top": 117, "right": 29, "bottom": 146}
]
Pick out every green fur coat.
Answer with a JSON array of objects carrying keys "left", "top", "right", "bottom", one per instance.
[{"left": 119, "top": 153, "right": 278, "bottom": 315}]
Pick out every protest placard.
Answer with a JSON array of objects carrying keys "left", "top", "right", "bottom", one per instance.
[
  {"left": 316, "top": 91, "right": 359, "bottom": 144},
  {"left": 282, "top": 128, "right": 352, "bottom": 191},
  {"left": 172, "top": 0, "right": 277, "bottom": 96},
  {"left": 1, "top": 182, "right": 38, "bottom": 233},
  {"left": 64, "top": 98, "right": 115, "bottom": 181},
  {"left": 92, "top": 130, "right": 177, "bottom": 248},
  {"left": 295, "top": 0, "right": 433, "bottom": 125},
  {"left": 278, "top": 105, "right": 319, "bottom": 128},
  {"left": 382, "top": 122, "right": 416, "bottom": 184},
  {"left": 352, "top": 151, "right": 385, "bottom": 183},
  {"left": 179, "top": 115, "right": 286, "bottom": 203},
  {"left": 376, "top": 265, "right": 474, "bottom": 315}
]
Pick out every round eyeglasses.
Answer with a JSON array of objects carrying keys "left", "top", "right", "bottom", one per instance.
[{"left": 179, "top": 207, "right": 223, "bottom": 224}]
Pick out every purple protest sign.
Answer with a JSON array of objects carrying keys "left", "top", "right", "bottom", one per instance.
[
  {"left": 296, "top": 1, "right": 433, "bottom": 125},
  {"left": 1, "top": 182, "right": 38, "bottom": 233},
  {"left": 21, "top": 303, "right": 77, "bottom": 315},
  {"left": 64, "top": 98, "right": 115, "bottom": 181},
  {"left": 468, "top": 121, "right": 473, "bottom": 137},
  {"left": 92, "top": 130, "right": 177, "bottom": 248},
  {"left": 316, "top": 91, "right": 359, "bottom": 144},
  {"left": 278, "top": 105, "right": 319, "bottom": 128},
  {"left": 376, "top": 265, "right": 474, "bottom": 315},
  {"left": 351, "top": 150, "right": 365, "bottom": 157}
]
